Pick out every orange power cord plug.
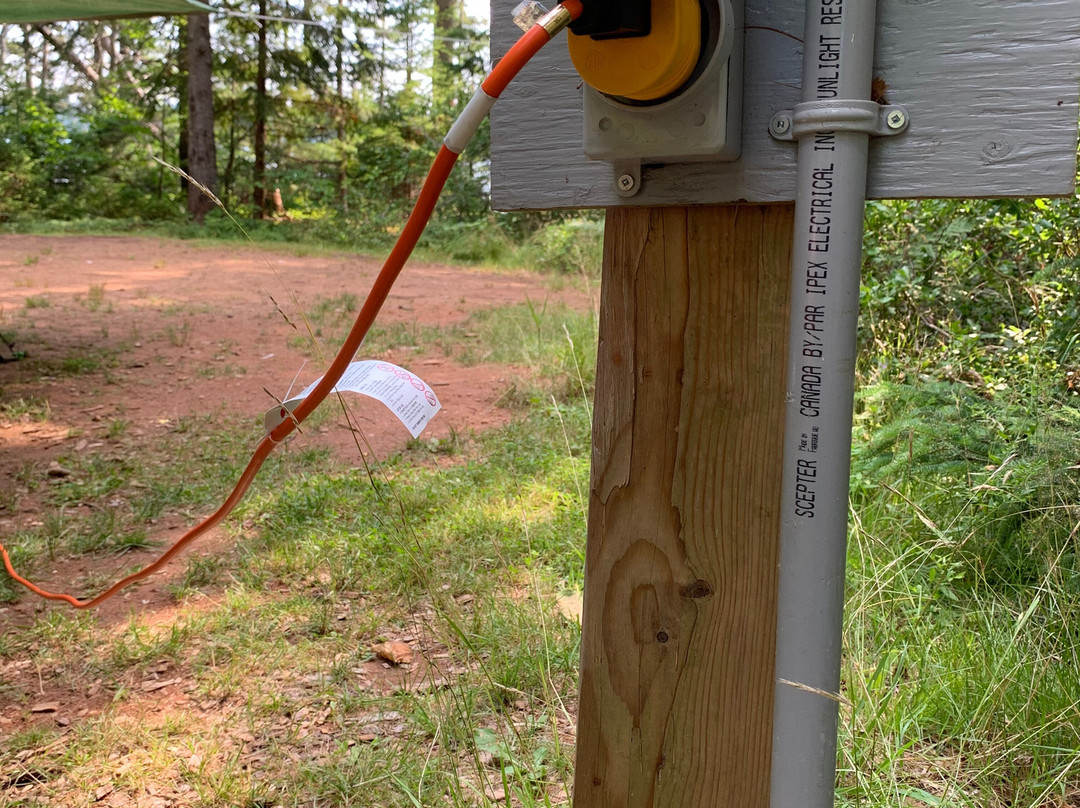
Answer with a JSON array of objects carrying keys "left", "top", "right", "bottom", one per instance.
[{"left": 0, "top": 0, "right": 584, "bottom": 609}]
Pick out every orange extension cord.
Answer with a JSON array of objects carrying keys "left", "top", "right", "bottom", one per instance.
[{"left": 0, "top": 0, "right": 584, "bottom": 609}]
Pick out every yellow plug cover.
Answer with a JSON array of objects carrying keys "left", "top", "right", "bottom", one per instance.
[{"left": 568, "top": 0, "right": 702, "bottom": 102}]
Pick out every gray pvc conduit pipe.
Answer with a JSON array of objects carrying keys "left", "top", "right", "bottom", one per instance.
[{"left": 770, "top": 2, "right": 879, "bottom": 807}]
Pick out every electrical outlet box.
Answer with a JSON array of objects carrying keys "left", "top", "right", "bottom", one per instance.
[{"left": 575, "top": 0, "right": 744, "bottom": 172}]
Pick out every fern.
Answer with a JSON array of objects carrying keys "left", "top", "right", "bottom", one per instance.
[{"left": 852, "top": 379, "right": 1080, "bottom": 594}]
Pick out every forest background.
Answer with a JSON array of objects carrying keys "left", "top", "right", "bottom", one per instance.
[{"left": 0, "top": 1, "right": 575, "bottom": 259}]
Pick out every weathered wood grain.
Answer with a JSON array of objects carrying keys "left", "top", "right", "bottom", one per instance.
[
  {"left": 490, "top": 0, "right": 1080, "bottom": 208},
  {"left": 573, "top": 204, "right": 792, "bottom": 807}
]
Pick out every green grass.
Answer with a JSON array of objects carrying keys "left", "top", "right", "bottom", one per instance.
[
  {"left": 10, "top": 347, "right": 122, "bottom": 380},
  {"left": 164, "top": 319, "right": 194, "bottom": 346},
  {"left": 1, "top": 213, "right": 607, "bottom": 279},
  {"left": 452, "top": 302, "right": 597, "bottom": 404},
  {"left": 195, "top": 362, "right": 248, "bottom": 379},
  {"left": 285, "top": 296, "right": 597, "bottom": 407},
  {"left": 4, "top": 228, "right": 1080, "bottom": 806},
  {"left": 0, "top": 385, "right": 589, "bottom": 805},
  {"left": 838, "top": 376, "right": 1080, "bottom": 807},
  {"left": 83, "top": 283, "right": 107, "bottom": 311},
  {"left": 0, "top": 395, "right": 51, "bottom": 421},
  {"left": 241, "top": 401, "right": 590, "bottom": 599},
  {"left": 59, "top": 355, "right": 102, "bottom": 375},
  {"left": 0, "top": 412, "right": 341, "bottom": 602}
]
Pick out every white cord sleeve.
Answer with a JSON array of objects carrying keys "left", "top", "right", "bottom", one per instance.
[{"left": 443, "top": 88, "right": 498, "bottom": 155}]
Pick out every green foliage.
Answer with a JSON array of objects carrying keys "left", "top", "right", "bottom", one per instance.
[
  {"left": 0, "top": 6, "right": 608, "bottom": 291},
  {"left": 853, "top": 380, "right": 1080, "bottom": 593},
  {"left": 861, "top": 196, "right": 1080, "bottom": 392},
  {"left": 0, "top": 4, "right": 490, "bottom": 230},
  {"left": 0, "top": 87, "right": 177, "bottom": 220},
  {"left": 0, "top": 90, "right": 66, "bottom": 214},
  {"left": 848, "top": 194, "right": 1080, "bottom": 802},
  {"left": 524, "top": 217, "right": 604, "bottom": 275}
]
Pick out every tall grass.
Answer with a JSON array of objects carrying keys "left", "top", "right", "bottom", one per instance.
[
  {"left": 2, "top": 212, "right": 606, "bottom": 277},
  {"left": 842, "top": 190, "right": 1080, "bottom": 805}
]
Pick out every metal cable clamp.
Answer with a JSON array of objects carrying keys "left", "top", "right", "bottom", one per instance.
[{"left": 768, "top": 100, "right": 909, "bottom": 141}]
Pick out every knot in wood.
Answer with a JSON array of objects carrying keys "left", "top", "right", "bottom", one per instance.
[{"left": 682, "top": 579, "right": 714, "bottom": 599}]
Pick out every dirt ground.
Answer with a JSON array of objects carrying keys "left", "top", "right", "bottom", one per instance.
[
  {"left": 0, "top": 234, "right": 590, "bottom": 757},
  {"left": 0, "top": 234, "right": 588, "bottom": 458}
]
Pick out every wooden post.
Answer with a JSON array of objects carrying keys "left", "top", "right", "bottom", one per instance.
[{"left": 573, "top": 203, "right": 794, "bottom": 808}]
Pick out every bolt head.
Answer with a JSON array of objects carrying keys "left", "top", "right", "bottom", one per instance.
[
  {"left": 770, "top": 116, "right": 791, "bottom": 136},
  {"left": 886, "top": 109, "right": 907, "bottom": 130},
  {"left": 617, "top": 173, "right": 636, "bottom": 191}
]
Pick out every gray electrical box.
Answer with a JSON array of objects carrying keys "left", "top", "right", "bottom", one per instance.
[
  {"left": 581, "top": 0, "right": 744, "bottom": 172},
  {"left": 489, "top": 0, "right": 1080, "bottom": 209}
]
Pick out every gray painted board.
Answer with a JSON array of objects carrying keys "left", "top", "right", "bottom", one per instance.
[{"left": 490, "top": 0, "right": 1080, "bottom": 209}]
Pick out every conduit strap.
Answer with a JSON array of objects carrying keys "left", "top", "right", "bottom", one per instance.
[{"left": 769, "top": 100, "right": 910, "bottom": 141}]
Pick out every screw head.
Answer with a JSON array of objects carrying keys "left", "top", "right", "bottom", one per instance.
[
  {"left": 617, "top": 173, "right": 636, "bottom": 192},
  {"left": 770, "top": 115, "right": 791, "bottom": 136},
  {"left": 886, "top": 109, "right": 907, "bottom": 130}
]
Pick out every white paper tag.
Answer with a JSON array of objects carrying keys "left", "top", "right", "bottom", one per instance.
[{"left": 265, "top": 360, "right": 441, "bottom": 438}]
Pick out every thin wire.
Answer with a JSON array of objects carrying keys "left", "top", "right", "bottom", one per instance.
[
  {"left": 214, "top": 7, "right": 331, "bottom": 26},
  {"left": 215, "top": 7, "right": 487, "bottom": 46},
  {"left": 362, "top": 27, "right": 486, "bottom": 47}
]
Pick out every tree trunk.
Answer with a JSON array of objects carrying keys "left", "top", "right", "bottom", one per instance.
[
  {"left": 223, "top": 99, "right": 236, "bottom": 208},
  {"left": 402, "top": 0, "right": 416, "bottom": 86},
  {"left": 108, "top": 25, "right": 119, "bottom": 68},
  {"left": 335, "top": 0, "right": 347, "bottom": 211},
  {"left": 23, "top": 26, "right": 33, "bottom": 91},
  {"left": 177, "top": 17, "right": 189, "bottom": 199},
  {"left": 432, "top": 0, "right": 459, "bottom": 113},
  {"left": 39, "top": 32, "right": 49, "bottom": 89},
  {"left": 185, "top": 12, "right": 218, "bottom": 224},
  {"left": 93, "top": 24, "right": 105, "bottom": 76},
  {"left": 376, "top": 0, "right": 386, "bottom": 106},
  {"left": 253, "top": 0, "right": 269, "bottom": 218}
]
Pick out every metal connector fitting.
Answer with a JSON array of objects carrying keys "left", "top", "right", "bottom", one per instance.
[{"left": 538, "top": 3, "right": 575, "bottom": 36}]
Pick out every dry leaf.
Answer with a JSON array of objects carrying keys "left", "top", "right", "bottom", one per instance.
[
  {"left": 140, "top": 677, "right": 182, "bottom": 692},
  {"left": 557, "top": 592, "right": 584, "bottom": 622},
  {"left": 372, "top": 641, "right": 414, "bottom": 665}
]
